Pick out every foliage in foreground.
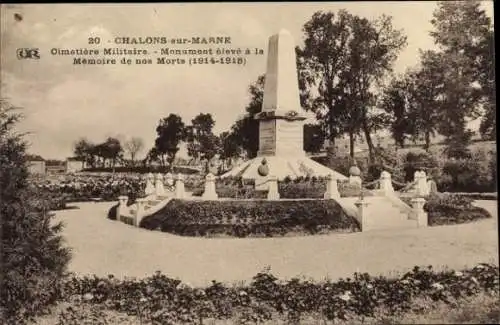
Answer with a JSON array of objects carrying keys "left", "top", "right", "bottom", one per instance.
[
  {"left": 52, "top": 263, "right": 499, "bottom": 325},
  {"left": 0, "top": 100, "right": 71, "bottom": 325}
]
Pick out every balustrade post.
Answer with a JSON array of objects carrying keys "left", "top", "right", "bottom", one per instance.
[
  {"left": 324, "top": 174, "right": 340, "bottom": 199},
  {"left": 410, "top": 197, "right": 428, "bottom": 227},
  {"left": 202, "top": 173, "right": 218, "bottom": 200},
  {"left": 267, "top": 175, "right": 280, "bottom": 200}
]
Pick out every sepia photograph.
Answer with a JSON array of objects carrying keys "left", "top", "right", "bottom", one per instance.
[{"left": 0, "top": 1, "right": 497, "bottom": 324}]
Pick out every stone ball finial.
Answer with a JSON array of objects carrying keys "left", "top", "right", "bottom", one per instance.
[
  {"left": 381, "top": 170, "right": 390, "bottom": 179},
  {"left": 258, "top": 158, "right": 269, "bottom": 176},
  {"left": 349, "top": 161, "right": 361, "bottom": 177}
]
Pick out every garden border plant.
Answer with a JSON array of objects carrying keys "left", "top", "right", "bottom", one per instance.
[{"left": 54, "top": 263, "right": 499, "bottom": 325}]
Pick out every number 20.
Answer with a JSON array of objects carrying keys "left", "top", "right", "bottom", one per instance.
[{"left": 88, "top": 37, "right": 101, "bottom": 44}]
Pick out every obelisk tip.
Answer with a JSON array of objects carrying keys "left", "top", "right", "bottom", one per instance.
[{"left": 278, "top": 28, "right": 291, "bottom": 36}]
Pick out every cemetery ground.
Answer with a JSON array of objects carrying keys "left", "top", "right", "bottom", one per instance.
[
  {"left": 52, "top": 200, "right": 499, "bottom": 286},
  {"left": 28, "top": 199, "right": 498, "bottom": 324}
]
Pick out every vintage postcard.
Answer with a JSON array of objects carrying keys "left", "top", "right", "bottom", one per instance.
[{"left": 0, "top": 2, "right": 497, "bottom": 324}]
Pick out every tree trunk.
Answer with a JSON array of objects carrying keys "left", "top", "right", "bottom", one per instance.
[
  {"left": 326, "top": 136, "right": 336, "bottom": 169},
  {"left": 424, "top": 132, "right": 431, "bottom": 152},
  {"left": 349, "top": 131, "right": 355, "bottom": 159},
  {"left": 362, "top": 120, "right": 375, "bottom": 162}
]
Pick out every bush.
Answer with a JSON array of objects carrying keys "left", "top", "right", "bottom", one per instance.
[
  {"left": 403, "top": 151, "right": 439, "bottom": 182},
  {"left": 0, "top": 102, "right": 71, "bottom": 324},
  {"left": 423, "top": 193, "right": 492, "bottom": 226},
  {"left": 107, "top": 204, "right": 119, "bottom": 221},
  {"left": 441, "top": 192, "right": 498, "bottom": 201},
  {"left": 436, "top": 149, "right": 496, "bottom": 193},
  {"left": 139, "top": 199, "right": 360, "bottom": 237}
]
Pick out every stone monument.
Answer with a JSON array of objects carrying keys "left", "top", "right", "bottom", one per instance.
[{"left": 222, "top": 29, "right": 347, "bottom": 181}]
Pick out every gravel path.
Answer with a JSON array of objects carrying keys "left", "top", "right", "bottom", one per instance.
[{"left": 54, "top": 200, "right": 498, "bottom": 286}]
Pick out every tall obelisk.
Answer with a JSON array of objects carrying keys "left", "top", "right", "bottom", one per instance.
[
  {"left": 221, "top": 29, "right": 347, "bottom": 181},
  {"left": 256, "top": 29, "right": 307, "bottom": 157}
]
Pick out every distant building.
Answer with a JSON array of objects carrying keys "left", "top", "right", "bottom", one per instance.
[
  {"left": 66, "top": 157, "right": 85, "bottom": 173},
  {"left": 45, "top": 160, "right": 66, "bottom": 175},
  {"left": 28, "top": 159, "right": 46, "bottom": 175}
]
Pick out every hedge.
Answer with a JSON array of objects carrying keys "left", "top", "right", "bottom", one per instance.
[
  {"left": 139, "top": 199, "right": 360, "bottom": 237},
  {"left": 442, "top": 192, "right": 498, "bottom": 201}
]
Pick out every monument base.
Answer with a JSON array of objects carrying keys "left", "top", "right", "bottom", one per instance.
[{"left": 221, "top": 155, "right": 348, "bottom": 181}]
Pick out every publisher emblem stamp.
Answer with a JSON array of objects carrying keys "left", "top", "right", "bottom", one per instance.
[{"left": 16, "top": 48, "right": 40, "bottom": 60}]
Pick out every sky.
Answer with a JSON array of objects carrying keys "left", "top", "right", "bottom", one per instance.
[{"left": 0, "top": 2, "right": 494, "bottom": 160}]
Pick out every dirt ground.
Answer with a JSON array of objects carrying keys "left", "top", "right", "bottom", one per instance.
[{"left": 54, "top": 200, "right": 498, "bottom": 287}]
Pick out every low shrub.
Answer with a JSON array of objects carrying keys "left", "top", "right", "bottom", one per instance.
[
  {"left": 55, "top": 263, "right": 499, "bottom": 325},
  {"left": 424, "top": 193, "right": 491, "bottom": 226},
  {"left": 436, "top": 149, "right": 497, "bottom": 193},
  {"left": 403, "top": 151, "right": 440, "bottom": 182},
  {"left": 139, "top": 199, "right": 360, "bottom": 237},
  {"left": 107, "top": 204, "right": 118, "bottom": 221},
  {"left": 441, "top": 192, "right": 498, "bottom": 201}
]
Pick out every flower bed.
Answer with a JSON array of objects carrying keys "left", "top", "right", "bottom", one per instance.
[
  {"left": 56, "top": 263, "right": 499, "bottom": 325},
  {"left": 139, "top": 199, "right": 360, "bottom": 237},
  {"left": 30, "top": 175, "right": 146, "bottom": 207}
]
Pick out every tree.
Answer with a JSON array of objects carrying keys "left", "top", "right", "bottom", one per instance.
[
  {"left": 0, "top": 99, "right": 70, "bottom": 323},
  {"left": 381, "top": 52, "right": 445, "bottom": 152},
  {"left": 99, "top": 137, "right": 123, "bottom": 169},
  {"left": 410, "top": 51, "right": 446, "bottom": 151},
  {"left": 124, "top": 137, "right": 144, "bottom": 167},
  {"left": 154, "top": 114, "right": 185, "bottom": 169},
  {"left": 341, "top": 14, "right": 407, "bottom": 160},
  {"left": 429, "top": 0, "right": 493, "bottom": 157},
  {"left": 477, "top": 28, "right": 496, "bottom": 140},
  {"left": 186, "top": 113, "right": 220, "bottom": 173},
  {"left": 297, "top": 10, "right": 353, "bottom": 166},
  {"left": 230, "top": 75, "right": 265, "bottom": 159},
  {"left": 73, "top": 138, "right": 94, "bottom": 168},
  {"left": 379, "top": 73, "right": 415, "bottom": 148},
  {"left": 297, "top": 11, "right": 406, "bottom": 163},
  {"left": 304, "top": 123, "right": 325, "bottom": 153},
  {"left": 219, "top": 131, "right": 242, "bottom": 170}
]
